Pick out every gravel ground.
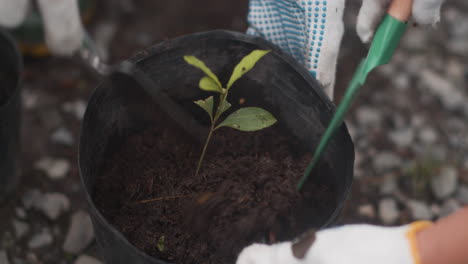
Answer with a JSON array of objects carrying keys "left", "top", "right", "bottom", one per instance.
[{"left": 0, "top": 0, "right": 467, "bottom": 263}]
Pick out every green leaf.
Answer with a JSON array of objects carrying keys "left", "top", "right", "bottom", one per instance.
[
  {"left": 194, "top": 96, "right": 214, "bottom": 120},
  {"left": 219, "top": 100, "right": 232, "bottom": 116},
  {"left": 199, "top": 76, "right": 222, "bottom": 93},
  {"left": 157, "top": 236, "right": 165, "bottom": 252},
  {"left": 184, "top": 56, "right": 222, "bottom": 88},
  {"left": 216, "top": 107, "right": 277, "bottom": 131},
  {"left": 226, "top": 49, "right": 271, "bottom": 89}
]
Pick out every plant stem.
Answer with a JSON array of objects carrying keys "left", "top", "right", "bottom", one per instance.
[
  {"left": 195, "top": 91, "right": 230, "bottom": 178},
  {"left": 195, "top": 122, "right": 215, "bottom": 177}
]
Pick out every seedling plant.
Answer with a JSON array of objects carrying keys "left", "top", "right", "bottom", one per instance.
[{"left": 184, "top": 50, "right": 277, "bottom": 177}]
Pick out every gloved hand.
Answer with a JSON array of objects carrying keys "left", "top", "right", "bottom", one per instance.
[
  {"left": 247, "top": 0, "right": 446, "bottom": 98},
  {"left": 0, "top": 0, "right": 84, "bottom": 56},
  {"left": 236, "top": 221, "right": 432, "bottom": 264}
]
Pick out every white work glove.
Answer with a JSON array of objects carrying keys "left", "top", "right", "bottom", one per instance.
[
  {"left": 236, "top": 221, "right": 432, "bottom": 264},
  {"left": 247, "top": 0, "right": 446, "bottom": 99},
  {"left": 0, "top": 0, "right": 84, "bottom": 56},
  {"left": 357, "top": 0, "right": 446, "bottom": 43}
]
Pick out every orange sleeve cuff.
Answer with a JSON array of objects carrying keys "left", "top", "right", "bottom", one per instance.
[{"left": 406, "top": 221, "right": 433, "bottom": 264}]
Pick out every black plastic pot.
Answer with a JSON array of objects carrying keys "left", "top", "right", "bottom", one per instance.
[
  {"left": 79, "top": 30, "right": 354, "bottom": 263},
  {"left": 0, "top": 28, "right": 22, "bottom": 202}
]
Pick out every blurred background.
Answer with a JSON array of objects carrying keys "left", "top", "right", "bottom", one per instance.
[{"left": 0, "top": 0, "right": 467, "bottom": 263}]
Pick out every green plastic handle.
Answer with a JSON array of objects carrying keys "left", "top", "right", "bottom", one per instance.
[{"left": 297, "top": 15, "right": 408, "bottom": 191}]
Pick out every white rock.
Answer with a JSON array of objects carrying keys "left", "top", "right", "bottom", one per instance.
[
  {"left": 402, "top": 27, "right": 428, "bottom": 50},
  {"left": 74, "top": 255, "right": 103, "bottom": 264},
  {"left": 373, "top": 152, "right": 402, "bottom": 172},
  {"left": 0, "top": 251, "right": 8, "bottom": 264},
  {"left": 15, "top": 208, "right": 26, "bottom": 219},
  {"left": 430, "top": 167, "right": 458, "bottom": 199},
  {"left": 389, "top": 128, "right": 414, "bottom": 148},
  {"left": 457, "top": 185, "right": 468, "bottom": 205},
  {"left": 379, "top": 198, "right": 399, "bottom": 225},
  {"left": 419, "top": 69, "right": 466, "bottom": 111},
  {"left": 63, "top": 100, "right": 87, "bottom": 120},
  {"left": 11, "top": 220, "right": 29, "bottom": 239},
  {"left": 355, "top": 107, "right": 382, "bottom": 126},
  {"left": 35, "top": 157, "right": 70, "bottom": 180},
  {"left": 418, "top": 127, "right": 438, "bottom": 144},
  {"left": 380, "top": 174, "right": 398, "bottom": 195},
  {"left": 63, "top": 211, "right": 95, "bottom": 254},
  {"left": 358, "top": 204, "right": 375, "bottom": 218},
  {"left": 393, "top": 73, "right": 410, "bottom": 90},
  {"left": 407, "top": 200, "right": 432, "bottom": 220},
  {"left": 439, "top": 199, "right": 461, "bottom": 218},
  {"left": 22, "top": 189, "right": 43, "bottom": 209},
  {"left": 40, "top": 193, "right": 70, "bottom": 220},
  {"left": 430, "top": 204, "right": 441, "bottom": 216},
  {"left": 28, "top": 229, "right": 53, "bottom": 249},
  {"left": 51, "top": 127, "right": 74, "bottom": 146}
]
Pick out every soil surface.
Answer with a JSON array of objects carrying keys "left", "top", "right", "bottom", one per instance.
[{"left": 94, "top": 108, "right": 335, "bottom": 264}]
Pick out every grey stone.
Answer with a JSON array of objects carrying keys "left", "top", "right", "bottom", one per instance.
[
  {"left": 63, "top": 100, "right": 87, "bottom": 120},
  {"left": 374, "top": 152, "right": 402, "bottom": 172},
  {"left": 358, "top": 204, "right": 375, "bottom": 218},
  {"left": 51, "top": 127, "right": 74, "bottom": 146},
  {"left": 440, "top": 199, "right": 461, "bottom": 218},
  {"left": 28, "top": 229, "right": 53, "bottom": 249},
  {"left": 355, "top": 107, "right": 382, "bottom": 126},
  {"left": 389, "top": 128, "right": 415, "bottom": 148},
  {"left": 456, "top": 185, "right": 468, "bottom": 205},
  {"left": 15, "top": 208, "right": 26, "bottom": 219},
  {"left": 22, "top": 189, "right": 43, "bottom": 209},
  {"left": 407, "top": 200, "right": 432, "bottom": 220},
  {"left": 12, "top": 220, "right": 29, "bottom": 239},
  {"left": 393, "top": 73, "right": 410, "bottom": 90},
  {"left": 379, "top": 198, "right": 399, "bottom": 225},
  {"left": 74, "top": 255, "right": 103, "bottom": 264},
  {"left": 35, "top": 157, "right": 70, "bottom": 180},
  {"left": 22, "top": 190, "right": 69, "bottom": 220},
  {"left": 0, "top": 251, "right": 8, "bottom": 264},
  {"left": 63, "top": 211, "right": 95, "bottom": 254},
  {"left": 431, "top": 167, "right": 458, "bottom": 199},
  {"left": 419, "top": 69, "right": 466, "bottom": 111},
  {"left": 418, "top": 127, "right": 438, "bottom": 144},
  {"left": 402, "top": 27, "right": 428, "bottom": 50},
  {"left": 380, "top": 174, "right": 398, "bottom": 195},
  {"left": 40, "top": 193, "right": 70, "bottom": 220}
]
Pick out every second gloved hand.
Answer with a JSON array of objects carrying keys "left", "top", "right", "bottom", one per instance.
[
  {"left": 0, "top": 0, "right": 84, "bottom": 56},
  {"left": 236, "top": 222, "right": 432, "bottom": 264}
]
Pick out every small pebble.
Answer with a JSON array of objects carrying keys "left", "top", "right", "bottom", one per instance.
[
  {"left": 379, "top": 198, "right": 399, "bottom": 225},
  {"left": 358, "top": 204, "right": 375, "bottom": 218},
  {"left": 0, "top": 251, "right": 9, "bottom": 264},
  {"left": 440, "top": 199, "right": 461, "bottom": 218},
  {"left": 34, "top": 157, "right": 70, "bottom": 180},
  {"left": 407, "top": 200, "right": 432, "bottom": 220},
  {"left": 430, "top": 167, "right": 458, "bottom": 199},
  {"left": 28, "top": 229, "right": 53, "bottom": 249},
  {"left": 63, "top": 211, "right": 95, "bottom": 254},
  {"left": 12, "top": 220, "right": 29, "bottom": 239},
  {"left": 74, "top": 255, "right": 103, "bottom": 264}
]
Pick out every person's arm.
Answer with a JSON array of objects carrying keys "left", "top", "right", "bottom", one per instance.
[{"left": 417, "top": 207, "right": 468, "bottom": 264}]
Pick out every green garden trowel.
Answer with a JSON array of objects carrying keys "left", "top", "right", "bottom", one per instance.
[{"left": 297, "top": 0, "right": 413, "bottom": 190}]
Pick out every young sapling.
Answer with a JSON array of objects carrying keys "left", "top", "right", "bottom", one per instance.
[{"left": 184, "top": 49, "right": 277, "bottom": 177}]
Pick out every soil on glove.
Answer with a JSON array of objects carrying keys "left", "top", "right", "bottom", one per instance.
[{"left": 94, "top": 108, "right": 336, "bottom": 264}]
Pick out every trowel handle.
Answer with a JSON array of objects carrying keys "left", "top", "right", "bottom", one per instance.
[{"left": 388, "top": 0, "right": 413, "bottom": 22}]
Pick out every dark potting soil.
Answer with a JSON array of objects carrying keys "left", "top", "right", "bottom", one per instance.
[{"left": 94, "top": 108, "right": 336, "bottom": 264}]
